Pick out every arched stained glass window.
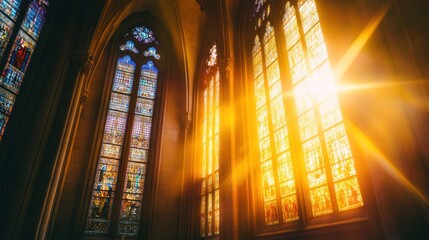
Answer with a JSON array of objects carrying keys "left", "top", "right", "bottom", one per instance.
[
  {"left": 251, "top": 0, "right": 363, "bottom": 227},
  {"left": 0, "top": 0, "right": 48, "bottom": 141},
  {"left": 200, "top": 44, "right": 220, "bottom": 238},
  {"left": 86, "top": 25, "right": 161, "bottom": 236}
]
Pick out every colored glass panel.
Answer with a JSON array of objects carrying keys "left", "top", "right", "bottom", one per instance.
[
  {"left": 0, "top": 13, "right": 13, "bottom": 59},
  {"left": 0, "top": 112, "right": 8, "bottom": 139},
  {"left": 132, "top": 26, "right": 155, "bottom": 44},
  {"left": 138, "top": 61, "right": 157, "bottom": 99},
  {"left": 120, "top": 41, "right": 139, "bottom": 53},
  {"left": 21, "top": 0, "right": 48, "bottom": 40},
  {"left": 135, "top": 98, "right": 154, "bottom": 117},
  {"left": 109, "top": 92, "right": 130, "bottom": 113},
  {"left": 130, "top": 115, "right": 152, "bottom": 149},
  {"left": 112, "top": 55, "right": 136, "bottom": 94},
  {"left": 0, "top": 86, "right": 15, "bottom": 114},
  {"left": 87, "top": 54, "right": 134, "bottom": 234},
  {"left": 103, "top": 110, "right": 128, "bottom": 145},
  {"left": 0, "top": 31, "right": 35, "bottom": 94},
  {"left": 0, "top": 0, "right": 22, "bottom": 21},
  {"left": 143, "top": 47, "right": 160, "bottom": 60},
  {"left": 201, "top": 45, "right": 219, "bottom": 237}
]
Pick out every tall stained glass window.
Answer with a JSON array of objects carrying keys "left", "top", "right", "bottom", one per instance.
[
  {"left": 251, "top": 0, "right": 363, "bottom": 227},
  {"left": 0, "top": 0, "right": 48, "bottom": 141},
  {"left": 86, "top": 25, "right": 161, "bottom": 236},
  {"left": 200, "top": 44, "right": 220, "bottom": 238}
]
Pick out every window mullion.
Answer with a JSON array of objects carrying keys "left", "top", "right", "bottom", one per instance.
[{"left": 110, "top": 56, "right": 143, "bottom": 235}]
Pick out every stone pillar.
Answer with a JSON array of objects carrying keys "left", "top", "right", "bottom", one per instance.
[{"left": 36, "top": 53, "right": 94, "bottom": 240}]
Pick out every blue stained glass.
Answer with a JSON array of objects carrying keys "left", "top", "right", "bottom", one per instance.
[
  {"left": 132, "top": 26, "right": 155, "bottom": 44},
  {"left": 112, "top": 55, "right": 136, "bottom": 94},
  {"left": 21, "top": 0, "right": 48, "bottom": 40},
  {"left": 0, "top": 87, "right": 15, "bottom": 114},
  {"left": 138, "top": 61, "right": 158, "bottom": 99},
  {"left": 0, "top": 0, "right": 22, "bottom": 21},
  {"left": 0, "top": 112, "right": 8, "bottom": 139},
  {"left": 120, "top": 41, "right": 139, "bottom": 54},
  {"left": 0, "top": 13, "right": 13, "bottom": 59},
  {"left": 143, "top": 47, "right": 160, "bottom": 60}
]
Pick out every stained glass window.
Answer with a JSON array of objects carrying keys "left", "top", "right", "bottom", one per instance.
[
  {"left": 200, "top": 44, "right": 220, "bottom": 238},
  {"left": 120, "top": 41, "right": 139, "bottom": 54},
  {"left": 0, "top": 0, "right": 48, "bottom": 141},
  {"left": 132, "top": 26, "right": 155, "bottom": 44},
  {"left": 86, "top": 25, "right": 161, "bottom": 236},
  {"left": 251, "top": 0, "right": 363, "bottom": 227}
]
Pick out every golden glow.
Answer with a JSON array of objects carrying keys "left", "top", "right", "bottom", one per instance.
[
  {"left": 333, "top": 1, "right": 392, "bottom": 81},
  {"left": 201, "top": 62, "right": 220, "bottom": 237}
]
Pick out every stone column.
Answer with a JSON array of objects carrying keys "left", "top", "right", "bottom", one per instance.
[{"left": 36, "top": 53, "right": 94, "bottom": 240}]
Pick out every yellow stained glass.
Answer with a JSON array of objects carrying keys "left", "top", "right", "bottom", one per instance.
[
  {"left": 266, "top": 61, "right": 280, "bottom": 87},
  {"left": 310, "top": 186, "right": 332, "bottom": 216},
  {"left": 302, "top": 138, "right": 324, "bottom": 173},
  {"left": 273, "top": 127, "right": 289, "bottom": 154},
  {"left": 293, "top": 81, "right": 313, "bottom": 115},
  {"left": 299, "top": 0, "right": 319, "bottom": 33},
  {"left": 270, "top": 95, "right": 286, "bottom": 131},
  {"left": 281, "top": 195, "right": 299, "bottom": 222},
  {"left": 305, "top": 23, "right": 328, "bottom": 69},
  {"left": 200, "top": 45, "right": 219, "bottom": 237},
  {"left": 264, "top": 201, "right": 279, "bottom": 225},
  {"left": 334, "top": 177, "right": 364, "bottom": 211},
  {"left": 283, "top": 3, "right": 300, "bottom": 49},
  {"left": 298, "top": 110, "right": 318, "bottom": 141},
  {"left": 254, "top": 75, "right": 266, "bottom": 109},
  {"left": 319, "top": 97, "right": 342, "bottom": 130},
  {"left": 264, "top": 23, "right": 278, "bottom": 66},
  {"left": 277, "top": 152, "right": 294, "bottom": 183},
  {"left": 324, "top": 125, "right": 353, "bottom": 165}
]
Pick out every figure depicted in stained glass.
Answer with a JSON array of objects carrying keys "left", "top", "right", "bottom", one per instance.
[{"left": 10, "top": 37, "right": 31, "bottom": 71}]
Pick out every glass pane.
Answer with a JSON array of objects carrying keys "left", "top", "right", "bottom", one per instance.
[
  {"left": 298, "top": 110, "right": 318, "bottom": 141},
  {"left": 86, "top": 158, "right": 118, "bottom": 234},
  {"left": 130, "top": 115, "right": 152, "bottom": 150},
  {"left": 0, "top": 86, "right": 15, "bottom": 114},
  {"left": 324, "top": 124, "right": 352, "bottom": 165},
  {"left": 309, "top": 185, "right": 332, "bottom": 216},
  {"left": 283, "top": 3, "right": 299, "bottom": 49},
  {"left": 335, "top": 177, "right": 364, "bottom": 211},
  {"left": 102, "top": 110, "right": 128, "bottom": 145},
  {"left": 0, "top": 13, "right": 14, "bottom": 59},
  {"left": 120, "top": 40, "right": 139, "bottom": 53},
  {"left": 135, "top": 98, "right": 154, "bottom": 116},
  {"left": 128, "top": 148, "right": 148, "bottom": 162},
  {"left": 264, "top": 201, "right": 279, "bottom": 225},
  {"left": 319, "top": 96, "right": 342, "bottom": 130},
  {"left": 305, "top": 23, "right": 328, "bottom": 69},
  {"left": 0, "top": 112, "right": 9, "bottom": 140},
  {"left": 299, "top": 0, "right": 319, "bottom": 33},
  {"left": 138, "top": 61, "right": 158, "bottom": 99},
  {"left": 143, "top": 47, "right": 160, "bottom": 60},
  {"left": 21, "top": 0, "right": 48, "bottom": 40},
  {"left": 281, "top": 195, "right": 299, "bottom": 222},
  {"left": 109, "top": 92, "right": 130, "bottom": 112},
  {"left": 0, "top": 0, "right": 22, "bottom": 21},
  {"left": 112, "top": 55, "right": 136, "bottom": 94},
  {"left": 0, "top": 31, "right": 35, "bottom": 94},
  {"left": 132, "top": 26, "right": 155, "bottom": 44}
]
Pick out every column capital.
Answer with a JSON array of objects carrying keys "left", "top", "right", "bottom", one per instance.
[{"left": 72, "top": 52, "right": 95, "bottom": 75}]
